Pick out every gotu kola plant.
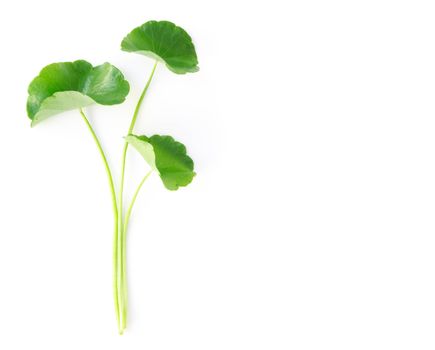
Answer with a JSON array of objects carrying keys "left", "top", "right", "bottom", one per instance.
[{"left": 26, "top": 20, "right": 198, "bottom": 334}]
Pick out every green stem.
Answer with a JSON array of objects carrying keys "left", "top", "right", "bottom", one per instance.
[
  {"left": 79, "top": 109, "right": 121, "bottom": 333},
  {"left": 118, "top": 61, "right": 158, "bottom": 332},
  {"left": 123, "top": 171, "right": 152, "bottom": 233},
  {"left": 120, "top": 170, "right": 152, "bottom": 329}
]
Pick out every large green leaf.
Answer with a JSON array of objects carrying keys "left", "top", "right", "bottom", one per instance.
[
  {"left": 125, "top": 134, "right": 195, "bottom": 190},
  {"left": 27, "top": 60, "right": 130, "bottom": 126},
  {"left": 121, "top": 21, "right": 199, "bottom": 74}
]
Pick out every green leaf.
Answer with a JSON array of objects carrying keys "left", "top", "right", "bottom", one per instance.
[
  {"left": 121, "top": 20, "right": 199, "bottom": 74},
  {"left": 125, "top": 134, "right": 195, "bottom": 190},
  {"left": 27, "top": 60, "right": 130, "bottom": 126}
]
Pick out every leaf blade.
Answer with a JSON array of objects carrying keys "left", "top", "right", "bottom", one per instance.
[
  {"left": 27, "top": 60, "right": 130, "bottom": 125},
  {"left": 121, "top": 20, "right": 199, "bottom": 74},
  {"left": 31, "top": 91, "right": 95, "bottom": 126},
  {"left": 125, "top": 134, "right": 195, "bottom": 190}
]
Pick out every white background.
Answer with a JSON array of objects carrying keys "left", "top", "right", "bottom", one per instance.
[{"left": 0, "top": 0, "right": 435, "bottom": 348}]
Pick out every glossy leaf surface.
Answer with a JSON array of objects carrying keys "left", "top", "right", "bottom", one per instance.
[
  {"left": 121, "top": 20, "right": 199, "bottom": 74},
  {"left": 27, "top": 60, "right": 130, "bottom": 126},
  {"left": 126, "top": 134, "right": 195, "bottom": 190}
]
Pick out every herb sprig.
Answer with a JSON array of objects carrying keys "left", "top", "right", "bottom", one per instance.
[{"left": 26, "top": 20, "right": 199, "bottom": 334}]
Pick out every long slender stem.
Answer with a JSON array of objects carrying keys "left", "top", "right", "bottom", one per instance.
[
  {"left": 120, "top": 170, "right": 152, "bottom": 329},
  {"left": 118, "top": 61, "right": 158, "bottom": 332},
  {"left": 79, "top": 109, "right": 121, "bottom": 332},
  {"left": 123, "top": 171, "right": 152, "bottom": 233}
]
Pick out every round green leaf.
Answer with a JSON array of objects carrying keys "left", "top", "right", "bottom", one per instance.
[
  {"left": 121, "top": 20, "right": 199, "bottom": 74},
  {"left": 27, "top": 60, "right": 130, "bottom": 126},
  {"left": 125, "top": 134, "right": 195, "bottom": 190}
]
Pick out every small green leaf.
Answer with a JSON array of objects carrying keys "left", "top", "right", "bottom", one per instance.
[
  {"left": 27, "top": 60, "right": 130, "bottom": 126},
  {"left": 126, "top": 134, "right": 195, "bottom": 190},
  {"left": 121, "top": 20, "right": 199, "bottom": 74}
]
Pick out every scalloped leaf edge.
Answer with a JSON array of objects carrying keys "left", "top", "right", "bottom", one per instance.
[
  {"left": 27, "top": 60, "right": 130, "bottom": 126},
  {"left": 121, "top": 20, "right": 199, "bottom": 74},
  {"left": 125, "top": 134, "right": 196, "bottom": 190}
]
